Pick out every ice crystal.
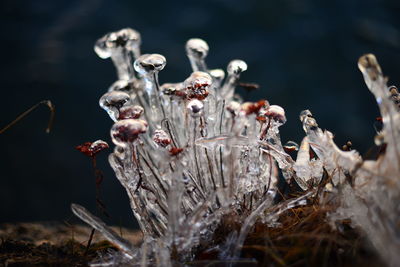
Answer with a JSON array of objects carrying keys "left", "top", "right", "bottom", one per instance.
[{"left": 72, "top": 28, "right": 400, "bottom": 266}]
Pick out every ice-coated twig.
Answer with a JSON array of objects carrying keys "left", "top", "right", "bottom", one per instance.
[
  {"left": 293, "top": 136, "right": 311, "bottom": 190},
  {"left": 358, "top": 54, "right": 400, "bottom": 170},
  {"left": 71, "top": 204, "right": 136, "bottom": 259},
  {"left": 134, "top": 54, "right": 167, "bottom": 127}
]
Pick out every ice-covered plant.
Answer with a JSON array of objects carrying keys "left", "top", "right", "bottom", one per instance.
[{"left": 72, "top": 28, "right": 400, "bottom": 266}]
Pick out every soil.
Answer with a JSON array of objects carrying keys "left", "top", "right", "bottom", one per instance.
[{"left": 0, "top": 222, "right": 142, "bottom": 267}]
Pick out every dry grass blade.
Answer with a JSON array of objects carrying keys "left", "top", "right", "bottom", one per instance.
[{"left": 0, "top": 100, "right": 55, "bottom": 134}]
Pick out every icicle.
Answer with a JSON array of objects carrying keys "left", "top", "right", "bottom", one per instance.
[
  {"left": 358, "top": 54, "right": 400, "bottom": 169},
  {"left": 293, "top": 136, "right": 312, "bottom": 190}
]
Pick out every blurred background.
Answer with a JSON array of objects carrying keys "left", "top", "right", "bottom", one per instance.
[{"left": 1, "top": 0, "right": 400, "bottom": 228}]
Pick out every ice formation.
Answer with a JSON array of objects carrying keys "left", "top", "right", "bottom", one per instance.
[{"left": 72, "top": 28, "right": 400, "bottom": 266}]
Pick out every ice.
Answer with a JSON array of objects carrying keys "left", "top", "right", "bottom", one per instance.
[{"left": 72, "top": 29, "right": 400, "bottom": 266}]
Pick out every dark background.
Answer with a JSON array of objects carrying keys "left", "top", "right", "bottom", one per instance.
[{"left": 1, "top": 0, "right": 400, "bottom": 228}]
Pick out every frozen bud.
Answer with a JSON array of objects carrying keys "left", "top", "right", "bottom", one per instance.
[
  {"left": 227, "top": 60, "right": 247, "bottom": 76},
  {"left": 99, "top": 91, "right": 130, "bottom": 121},
  {"left": 111, "top": 119, "right": 148, "bottom": 147},
  {"left": 187, "top": 99, "right": 204, "bottom": 117},
  {"left": 227, "top": 101, "right": 241, "bottom": 116},
  {"left": 134, "top": 54, "right": 166, "bottom": 75},
  {"left": 76, "top": 140, "right": 109, "bottom": 158},
  {"left": 266, "top": 105, "right": 286, "bottom": 124},
  {"left": 152, "top": 129, "right": 171, "bottom": 147},
  {"left": 95, "top": 28, "right": 141, "bottom": 59},
  {"left": 118, "top": 105, "right": 144, "bottom": 120},
  {"left": 185, "top": 38, "right": 209, "bottom": 59},
  {"left": 88, "top": 140, "right": 109, "bottom": 156},
  {"left": 184, "top": 71, "right": 212, "bottom": 90},
  {"left": 184, "top": 71, "right": 212, "bottom": 100}
]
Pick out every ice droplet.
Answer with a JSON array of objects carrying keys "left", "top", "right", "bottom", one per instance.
[{"left": 187, "top": 99, "right": 204, "bottom": 117}]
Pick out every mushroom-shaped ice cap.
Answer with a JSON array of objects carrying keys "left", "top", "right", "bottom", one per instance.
[
  {"left": 227, "top": 60, "right": 247, "bottom": 76},
  {"left": 99, "top": 91, "right": 130, "bottom": 121},
  {"left": 134, "top": 54, "right": 166, "bottom": 75},
  {"left": 209, "top": 69, "right": 225, "bottom": 82},
  {"left": 95, "top": 28, "right": 141, "bottom": 59},
  {"left": 185, "top": 38, "right": 209, "bottom": 59}
]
